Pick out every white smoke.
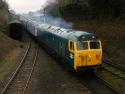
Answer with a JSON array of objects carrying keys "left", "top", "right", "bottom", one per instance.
[
  {"left": 43, "top": 15, "right": 73, "bottom": 28},
  {"left": 22, "top": 0, "right": 73, "bottom": 28},
  {"left": 26, "top": 11, "right": 73, "bottom": 28},
  {"left": 41, "top": 0, "right": 58, "bottom": 10}
]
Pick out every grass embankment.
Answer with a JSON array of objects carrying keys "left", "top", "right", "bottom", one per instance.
[
  {"left": 0, "top": 7, "right": 8, "bottom": 34},
  {"left": 0, "top": 31, "right": 22, "bottom": 81},
  {"left": 73, "top": 20, "right": 125, "bottom": 64}
]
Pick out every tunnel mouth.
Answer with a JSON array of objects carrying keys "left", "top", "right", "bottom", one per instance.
[{"left": 9, "top": 22, "right": 23, "bottom": 41}]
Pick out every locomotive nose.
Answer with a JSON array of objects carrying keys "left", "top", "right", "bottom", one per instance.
[
  {"left": 87, "top": 52, "right": 101, "bottom": 65},
  {"left": 74, "top": 51, "right": 102, "bottom": 69}
]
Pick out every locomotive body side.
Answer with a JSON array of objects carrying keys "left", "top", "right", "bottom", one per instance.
[{"left": 36, "top": 27, "right": 74, "bottom": 67}]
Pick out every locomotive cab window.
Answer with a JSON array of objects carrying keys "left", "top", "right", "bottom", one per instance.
[
  {"left": 69, "top": 41, "right": 74, "bottom": 51},
  {"left": 90, "top": 41, "right": 100, "bottom": 49},
  {"left": 77, "top": 41, "right": 88, "bottom": 50}
]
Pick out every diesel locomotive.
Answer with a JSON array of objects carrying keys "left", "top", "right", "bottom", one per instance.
[{"left": 21, "top": 18, "right": 102, "bottom": 71}]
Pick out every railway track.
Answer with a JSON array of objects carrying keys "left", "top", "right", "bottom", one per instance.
[
  {"left": 102, "top": 63, "right": 125, "bottom": 81},
  {"left": 100, "top": 53, "right": 125, "bottom": 93},
  {"left": 103, "top": 52, "right": 125, "bottom": 72},
  {"left": 1, "top": 41, "right": 39, "bottom": 94},
  {"left": 78, "top": 72, "right": 120, "bottom": 94},
  {"left": 94, "top": 73, "right": 120, "bottom": 94},
  {"left": 103, "top": 60, "right": 125, "bottom": 72},
  {"left": 94, "top": 61, "right": 125, "bottom": 94}
]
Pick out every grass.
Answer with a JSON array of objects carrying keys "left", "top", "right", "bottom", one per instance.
[
  {"left": 0, "top": 59, "right": 4, "bottom": 64},
  {"left": 0, "top": 26, "right": 23, "bottom": 85},
  {"left": 0, "top": 25, "right": 22, "bottom": 83},
  {"left": 0, "top": 52, "right": 22, "bottom": 85}
]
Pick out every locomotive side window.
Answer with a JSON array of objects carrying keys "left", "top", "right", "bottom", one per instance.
[
  {"left": 90, "top": 41, "right": 100, "bottom": 49},
  {"left": 70, "top": 41, "right": 74, "bottom": 51},
  {"left": 77, "top": 41, "right": 88, "bottom": 50}
]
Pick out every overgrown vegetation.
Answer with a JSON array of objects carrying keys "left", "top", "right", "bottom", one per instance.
[
  {"left": 0, "top": 59, "right": 4, "bottom": 64},
  {"left": 0, "top": 0, "right": 8, "bottom": 34},
  {"left": 57, "top": 0, "right": 125, "bottom": 20}
]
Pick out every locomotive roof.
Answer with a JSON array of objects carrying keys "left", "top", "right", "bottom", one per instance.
[{"left": 39, "top": 24, "right": 97, "bottom": 41}]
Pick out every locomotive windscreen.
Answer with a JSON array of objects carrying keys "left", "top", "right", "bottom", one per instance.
[
  {"left": 76, "top": 41, "right": 100, "bottom": 50},
  {"left": 77, "top": 41, "right": 88, "bottom": 50},
  {"left": 90, "top": 41, "right": 100, "bottom": 49}
]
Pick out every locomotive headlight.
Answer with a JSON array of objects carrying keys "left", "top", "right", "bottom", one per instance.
[
  {"left": 92, "top": 36, "right": 95, "bottom": 38},
  {"left": 82, "top": 36, "right": 85, "bottom": 39}
]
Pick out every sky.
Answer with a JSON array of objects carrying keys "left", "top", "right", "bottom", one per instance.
[{"left": 6, "top": 0, "right": 50, "bottom": 14}]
